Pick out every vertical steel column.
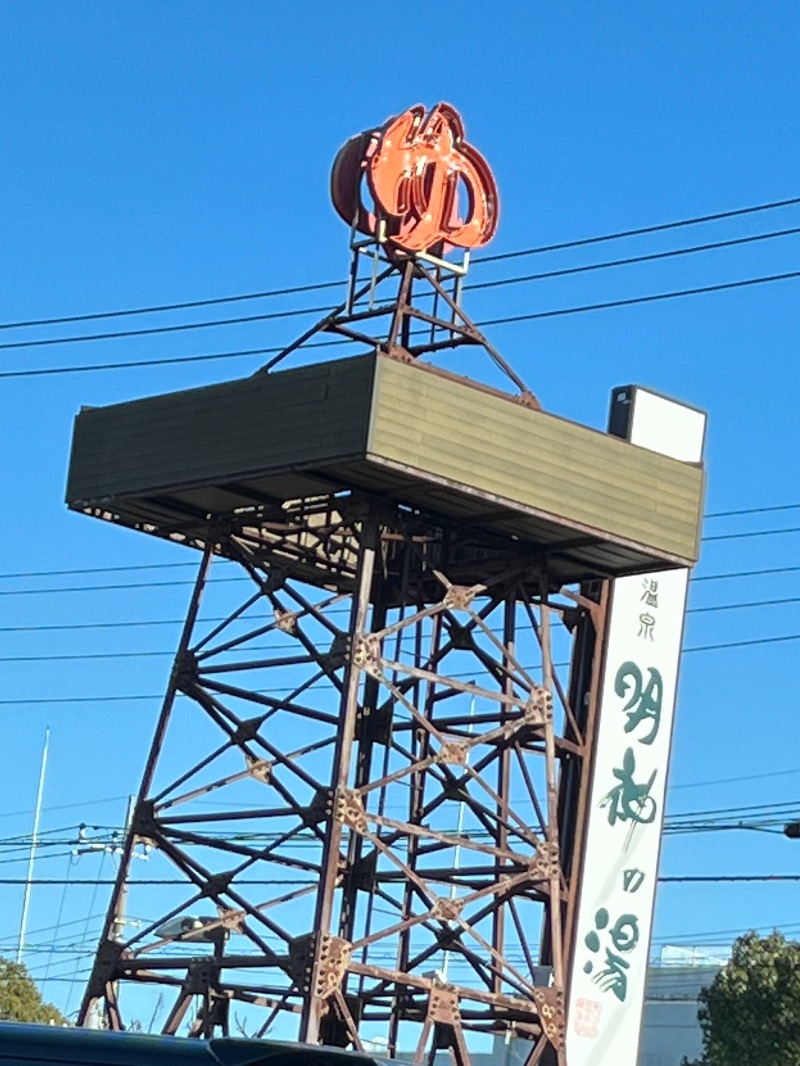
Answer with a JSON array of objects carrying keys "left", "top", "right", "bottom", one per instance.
[
  {"left": 492, "top": 595, "right": 515, "bottom": 995},
  {"left": 300, "top": 515, "right": 378, "bottom": 1044},
  {"left": 559, "top": 583, "right": 609, "bottom": 985},
  {"left": 77, "top": 545, "right": 214, "bottom": 1029}
]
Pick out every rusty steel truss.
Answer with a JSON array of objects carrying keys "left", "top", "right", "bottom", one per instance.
[
  {"left": 77, "top": 241, "right": 612, "bottom": 1065},
  {"left": 77, "top": 492, "right": 607, "bottom": 1064},
  {"left": 258, "top": 235, "right": 537, "bottom": 406}
]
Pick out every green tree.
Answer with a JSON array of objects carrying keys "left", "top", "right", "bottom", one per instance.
[
  {"left": 0, "top": 956, "right": 66, "bottom": 1025},
  {"left": 683, "top": 931, "right": 800, "bottom": 1066}
]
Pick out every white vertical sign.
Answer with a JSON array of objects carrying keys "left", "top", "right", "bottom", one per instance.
[{"left": 565, "top": 386, "right": 706, "bottom": 1066}]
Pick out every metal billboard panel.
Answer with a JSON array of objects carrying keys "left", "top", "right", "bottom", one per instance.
[{"left": 66, "top": 357, "right": 706, "bottom": 583}]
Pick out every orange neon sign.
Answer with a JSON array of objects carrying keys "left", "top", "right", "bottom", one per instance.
[{"left": 331, "top": 103, "right": 499, "bottom": 255}]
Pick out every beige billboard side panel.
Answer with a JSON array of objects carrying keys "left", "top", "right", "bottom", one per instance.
[{"left": 368, "top": 358, "right": 704, "bottom": 564}]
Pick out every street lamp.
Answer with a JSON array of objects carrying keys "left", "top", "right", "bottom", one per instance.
[{"left": 154, "top": 916, "right": 229, "bottom": 943}]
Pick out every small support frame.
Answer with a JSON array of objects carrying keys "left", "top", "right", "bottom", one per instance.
[{"left": 259, "top": 236, "right": 538, "bottom": 408}]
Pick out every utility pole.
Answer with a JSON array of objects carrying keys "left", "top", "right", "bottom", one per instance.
[
  {"left": 111, "top": 796, "right": 136, "bottom": 946},
  {"left": 75, "top": 795, "right": 138, "bottom": 1029}
]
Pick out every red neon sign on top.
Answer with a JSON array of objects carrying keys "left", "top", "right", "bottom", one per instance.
[{"left": 331, "top": 103, "right": 499, "bottom": 255}]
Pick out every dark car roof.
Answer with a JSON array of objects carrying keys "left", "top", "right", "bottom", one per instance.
[{"left": 0, "top": 1024, "right": 387, "bottom": 1066}]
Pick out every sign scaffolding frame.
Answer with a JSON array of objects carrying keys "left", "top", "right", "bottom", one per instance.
[{"left": 69, "top": 104, "right": 705, "bottom": 1063}]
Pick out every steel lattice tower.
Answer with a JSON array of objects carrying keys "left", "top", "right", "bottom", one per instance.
[{"left": 68, "top": 245, "right": 702, "bottom": 1065}]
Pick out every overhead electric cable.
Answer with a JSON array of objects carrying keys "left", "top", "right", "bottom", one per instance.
[
  {"left": 2, "top": 192, "right": 798, "bottom": 333},
  {"left": 688, "top": 595, "right": 800, "bottom": 613},
  {"left": 669, "top": 766, "right": 800, "bottom": 790},
  {"left": 0, "top": 797, "right": 127, "bottom": 820},
  {"left": 3, "top": 629, "right": 800, "bottom": 706},
  {"left": 0, "top": 281, "right": 345, "bottom": 332},
  {"left": 660, "top": 875, "right": 800, "bottom": 883},
  {"left": 5, "top": 601, "right": 800, "bottom": 663},
  {"left": 4, "top": 266, "right": 800, "bottom": 379},
  {"left": 7, "top": 523, "right": 800, "bottom": 595},
  {"left": 705, "top": 502, "right": 800, "bottom": 519},
  {"left": 4, "top": 797, "right": 797, "bottom": 844},
  {"left": 475, "top": 193, "right": 800, "bottom": 263},
  {"left": 693, "top": 564, "right": 800, "bottom": 582},
  {"left": 1, "top": 873, "right": 796, "bottom": 885},
  {"left": 4, "top": 553, "right": 800, "bottom": 588},
  {"left": 652, "top": 920, "right": 800, "bottom": 944},
  {"left": 665, "top": 798, "right": 800, "bottom": 819},
  {"left": 704, "top": 526, "right": 800, "bottom": 542},
  {"left": 469, "top": 224, "right": 800, "bottom": 293},
  {"left": 0, "top": 618, "right": 191, "bottom": 633},
  {"left": 0, "top": 877, "right": 316, "bottom": 886},
  {"left": 683, "top": 633, "right": 800, "bottom": 653},
  {"left": 0, "top": 576, "right": 243, "bottom": 596},
  {"left": 0, "top": 561, "right": 197, "bottom": 580},
  {"left": 0, "top": 304, "right": 333, "bottom": 353},
  {"left": 0, "top": 338, "right": 346, "bottom": 379},
  {"left": 0, "top": 605, "right": 799, "bottom": 662},
  {"left": 478, "top": 268, "right": 800, "bottom": 329}
]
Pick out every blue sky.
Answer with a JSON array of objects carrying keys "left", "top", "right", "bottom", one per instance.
[{"left": 1, "top": 1, "right": 800, "bottom": 1022}]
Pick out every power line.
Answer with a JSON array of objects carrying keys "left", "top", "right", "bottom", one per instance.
[
  {"left": 660, "top": 875, "right": 800, "bottom": 883},
  {"left": 2, "top": 604, "right": 800, "bottom": 663},
  {"left": 0, "top": 618, "right": 189, "bottom": 633},
  {"left": 0, "top": 629, "right": 798, "bottom": 693},
  {"left": 470, "top": 224, "right": 800, "bottom": 294},
  {"left": 22, "top": 220, "right": 796, "bottom": 355},
  {"left": 704, "top": 526, "right": 800, "bottom": 543},
  {"left": 683, "top": 632, "right": 800, "bottom": 653},
  {"left": 652, "top": 920, "right": 800, "bottom": 944},
  {"left": 4, "top": 550, "right": 800, "bottom": 601},
  {"left": 478, "top": 268, "right": 800, "bottom": 330},
  {"left": 0, "top": 576, "right": 243, "bottom": 597},
  {"left": 705, "top": 502, "right": 800, "bottom": 519},
  {"left": 666, "top": 798, "right": 800, "bottom": 820},
  {"left": 0, "top": 849, "right": 86, "bottom": 868},
  {"left": 476, "top": 193, "right": 800, "bottom": 264},
  {"left": 3, "top": 556, "right": 800, "bottom": 592},
  {"left": 669, "top": 766, "right": 800, "bottom": 791},
  {"left": 0, "top": 337, "right": 345, "bottom": 380},
  {"left": 0, "top": 797, "right": 127, "bottom": 821},
  {"left": 0, "top": 877, "right": 315, "bottom": 885},
  {"left": 3, "top": 192, "right": 798, "bottom": 334},
  {"left": 687, "top": 595, "right": 800, "bottom": 614},
  {"left": 0, "top": 507, "right": 795, "bottom": 580},
  {"left": 3, "top": 807, "right": 792, "bottom": 848},
  {"left": 0, "top": 873, "right": 795, "bottom": 885},
  {"left": 0, "top": 561, "right": 197, "bottom": 580},
  {"left": 0, "top": 695, "right": 161, "bottom": 706},
  {"left": 3, "top": 267, "right": 800, "bottom": 380},
  {"left": 693, "top": 564, "right": 800, "bottom": 582},
  {"left": 0, "top": 628, "right": 797, "bottom": 706},
  {"left": 0, "top": 282, "right": 344, "bottom": 333},
  {"left": 0, "top": 303, "right": 332, "bottom": 354},
  {"left": 0, "top": 760, "right": 781, "bottom": 824},
  {"left": 666, "top": 820, "right": 792, "bottom": 836}
]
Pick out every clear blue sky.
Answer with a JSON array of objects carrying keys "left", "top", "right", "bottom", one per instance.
[{"left": 1, "top": 1, "right": 800, "bottom": 1020}]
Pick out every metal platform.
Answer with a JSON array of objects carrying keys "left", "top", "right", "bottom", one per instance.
[{"left": 66, "top": 353, "right": 704, "bottom": 588}]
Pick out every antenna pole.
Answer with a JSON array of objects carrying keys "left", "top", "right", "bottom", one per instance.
[{"left": 17, "top": 727, "right": 50, "bottom": 965}]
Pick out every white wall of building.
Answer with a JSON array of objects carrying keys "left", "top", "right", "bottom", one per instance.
[{"left": 638, "top": 964, "right": 720, "bottom": 1066}]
